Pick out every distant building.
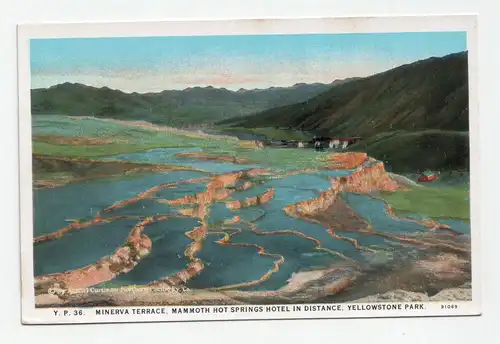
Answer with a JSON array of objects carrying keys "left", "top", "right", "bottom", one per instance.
[
  {"left": 329, "top": 139, "right": 340, "bottom": 149},
  {"left": 314, "top": 141, "right": 324, "bottom": 152},
  {"left": 328, "top": 137, "right": 362, "bottom": 149},
  {"left": 418, "top": 170, "right": 438, "bottom": 182}
]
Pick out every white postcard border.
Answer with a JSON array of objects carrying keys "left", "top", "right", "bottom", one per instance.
[{"left": 17, "top": 15, "right": 481, "bottom": 325}]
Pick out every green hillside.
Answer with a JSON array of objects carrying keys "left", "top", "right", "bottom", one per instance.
[
  {"left": 346, "top": 130, "right": 469, "bottom": 172},
  {"left": 220, "top": 51, "right": 469, "bottom": 137},
  {"left": 31, "top": 81, "right": 355, "bottom": 127}
]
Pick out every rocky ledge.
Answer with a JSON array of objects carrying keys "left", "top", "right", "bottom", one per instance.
[
  {"left": 33, "top": 155, "right": 204, "bottom": 189},
  {"left": 34, "top": 217, "right": 157, "bottom": 295}
]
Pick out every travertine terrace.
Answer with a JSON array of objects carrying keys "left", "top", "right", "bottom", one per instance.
[{"left": 33, "top": 152, "right": 471, "bottom": 306}]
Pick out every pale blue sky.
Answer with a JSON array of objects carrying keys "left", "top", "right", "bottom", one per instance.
[{"left": 30, "top": 31, "right": 467, "bottom": 92}]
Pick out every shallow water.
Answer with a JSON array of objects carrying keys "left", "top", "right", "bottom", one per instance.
[
  {"left": 34, "top": 219, "right": 138, "bottom": 276},
  {"left": 107, "top": 147, "right": 259, "bottom": 173},
  {"left": 109, "top": 218, "right": 199, "bottom": 286},
  {"left": 342, "top": 193, "right": 427, "bottom": 235},
  {"left": 34, "top": 170, "right": 206, "bottom": 236},
  {"left": 32, "top": 119, "right": 471, "bottom": 293}
]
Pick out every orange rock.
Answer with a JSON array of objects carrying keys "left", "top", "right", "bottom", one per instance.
[
  {"left": 226, "top": 188, "right": 275, "bottom": 210},
  {"left": 115, "top": 247, "right": 130, "bottom": 260},
  {"left": 223, "top": 216, "right": 241, "bottom": 225},
  {"left": 178, "top": 205, "right": 208, "bottom": 219},
  {"left": 185, "top": 224, "right": 208, "bottom": 240},
  {"left": 142, "top": 235, "right": 152, "bottom": 250},
  {"left": 34, "top": 217, "right": 156, "bottom": 291},
  {"left": 325, "top": 276, "right": 352, "bottom": 294},
  {"left": 339, "top": 162, "right": 400, "bottom": 193},
  {"left": 324, "top": 152, "right": 368, "bottom": 169},
  {"left": 185, "top": 241, "right": 202, "bottom": 259},
  {"left": 284, "top": 160, "right": 401, "bottom": 218},
  {"left": 239, "top": 181, "right": 253, "bottom": 191},
  {"left": 245, "top": 168, "right": 270, "bottom": 177},
  {"left": 284, "top": 182, "right": 340, "bottom": 217},
  {"left": 226, "top": 200, "right": 242, "bottom": 210}
]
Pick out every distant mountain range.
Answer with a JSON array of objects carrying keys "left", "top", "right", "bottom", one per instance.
[
  {"left": 31, "top": 79, "right": 357, "bottom": 126},
  {"left": 220, "top": 51, "right": 469, "bottom": 137}
]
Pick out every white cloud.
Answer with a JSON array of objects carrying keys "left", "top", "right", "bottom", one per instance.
[{"left": 31, "top": 56, "right": 406, "bottom": 92}]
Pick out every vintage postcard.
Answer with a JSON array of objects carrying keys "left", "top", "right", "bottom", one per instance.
[{"left": 18, "top": 15, "right": 480, "bottom": 324}]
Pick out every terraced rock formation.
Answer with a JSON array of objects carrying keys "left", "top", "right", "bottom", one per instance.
[{"left": 33, "top": 152, "right": 471, "bottom": 306}]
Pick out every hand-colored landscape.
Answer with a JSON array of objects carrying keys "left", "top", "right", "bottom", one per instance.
[{"left": 30, "top": 32, "right": 471, "bottom": 307}]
